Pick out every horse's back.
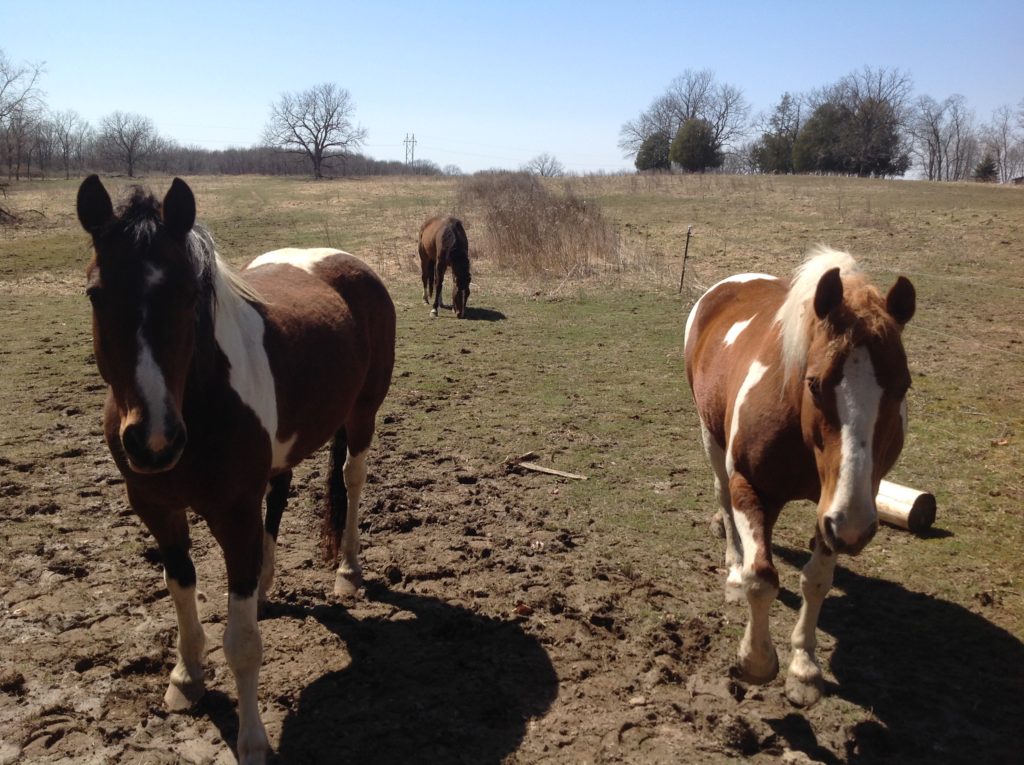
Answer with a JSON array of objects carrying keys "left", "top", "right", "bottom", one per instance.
[
  {"left": 419, "top": 215, "right": 465, "bottom": 260},
  {"left": 243, "top": 249, "right": 395, "bottom": 458},
  {"left": 685, "top": 274, "right": 788, "bottom": 442}
]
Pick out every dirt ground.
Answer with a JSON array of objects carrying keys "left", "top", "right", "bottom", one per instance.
[{"left": 2, "top": 299, "right": 1021, "bottom": 765}]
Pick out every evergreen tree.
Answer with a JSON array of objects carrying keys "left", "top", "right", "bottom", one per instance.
[
  {"left": 635, "top": 131, "right": 671, "bottom": 171},
  {"left": 973, "top": 153, "right": 999, "bottom": 182},
  {"left": 669, "top": 119, "right": 723, "bottom": 172}
]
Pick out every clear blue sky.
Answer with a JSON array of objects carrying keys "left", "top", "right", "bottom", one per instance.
[{"left": 5, "top": 1, "right": 1022, "bottom": 173}]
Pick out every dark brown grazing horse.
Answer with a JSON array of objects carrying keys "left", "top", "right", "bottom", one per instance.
[
  {"left": 684, "top": 247, "right": 915, "bottom": 707},
  {"left": 76, "top": 176, "right": 395, "bottom": 764},
  {"left": 418, "top": 214, "right": 471, "bottom": 318}
]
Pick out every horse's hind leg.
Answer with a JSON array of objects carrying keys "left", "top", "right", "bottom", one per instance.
[
  {"left": 700, "top": 422, "right": 742, "bottom": 592},
  {"left": 259, "top": 470, "right": 291, "bottom": 603},
  {"left": 325, "top": 425, "right": 372, "bottom": 597}
]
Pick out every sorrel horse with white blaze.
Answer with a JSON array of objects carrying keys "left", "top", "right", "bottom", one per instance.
[
  {"left": 76, "top": 175, "right": 395, "bottom": 764},
  {"left": 684, "top": 247, "right": 915, "bottom": 706},
  {"left": 418, "top": 214, "right": 471, "bottom": 318}
]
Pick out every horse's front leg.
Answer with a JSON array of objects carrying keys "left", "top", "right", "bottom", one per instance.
[
  {"left": 432, "top": 260, "right": 447, "bottom": 317},
  {"left": 728, "top": 473, "right": 780, "bottom": 684},
  {"left": 139, "top": 507, "right": 207, "bottom": 710},
  {"left": 210, "top": 498, "right": 270, "bottom": 765},
  {"left": 786, "top": 534, "right": 837, "bottom": 706}
]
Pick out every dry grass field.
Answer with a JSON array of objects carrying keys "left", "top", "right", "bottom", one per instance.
[{"left": 1, "top": 173, "right": 1021, "bottom": 764}]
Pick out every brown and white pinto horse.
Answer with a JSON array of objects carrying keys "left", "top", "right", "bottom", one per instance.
[
  {"left": 76, "top": 176, "right": 395, "bottom": 764},
  {"left": 418, "top": 214, "right": 471, "bottom": 318},
  {"left": 684, "top": 247, "right": 915, "bottom": 706}
]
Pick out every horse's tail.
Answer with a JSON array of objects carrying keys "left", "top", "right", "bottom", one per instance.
[{"left": 321, "top": 427, "right": 348, "bottom": 561}]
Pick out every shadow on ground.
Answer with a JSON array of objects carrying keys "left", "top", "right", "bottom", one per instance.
[
  {"left": 774, "top": 545, "right": 1022, "bottom": 764},
  {"left": 246, "top": 582, "right": 558, "bottom": 764}
]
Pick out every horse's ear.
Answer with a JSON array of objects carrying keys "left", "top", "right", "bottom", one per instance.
[
  {"left": 813, "top": 267, "right": 844, "bottom": 320},
  {"left": 162, "top": 178, "right": 196, "bottom": 237},
  {"left": 76, "top": 174, "right": 114, "bottom": 235},
  {"left": 886, "top": 276, "right": 915, "bottom": 326}
]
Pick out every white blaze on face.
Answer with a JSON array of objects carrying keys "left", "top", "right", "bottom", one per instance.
[
  {"left": 247, "top": 247, "right": 346, "bottom": 274},
  {"left": 130, "top": 265, "right": 172, "bottom": 452},
  {"left": 827, "top": 345, "right": 883, "bottom": 541},
  {"left": 134, "top": 331, "right": 171, "bottom": 452},
  {"left": 212, "top": 266, "right": 296, "bottom": 470}
]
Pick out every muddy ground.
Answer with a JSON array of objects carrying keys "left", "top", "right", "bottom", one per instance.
[{"left": 1, "top": 294, "right": 1022, "bottom": 765}]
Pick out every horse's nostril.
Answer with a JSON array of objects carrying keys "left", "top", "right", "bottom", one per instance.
[
  {"left": 122, "top": 423, "right": 147, "bottom": 460},
  {"left": 823, "top": 516, "right": 839, "bottom": 550}
]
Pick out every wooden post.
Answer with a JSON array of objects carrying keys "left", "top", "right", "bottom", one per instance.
[
  {"left": 875, "top": 480, "right": 937, "bottom": 533},
  {"left": 677, "top": 225, "right": 693, "bottom": 294}
]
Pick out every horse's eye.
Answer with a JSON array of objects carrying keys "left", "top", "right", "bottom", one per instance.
[{"left": 806, "top": 376, "right": 823, "bottom": 403}]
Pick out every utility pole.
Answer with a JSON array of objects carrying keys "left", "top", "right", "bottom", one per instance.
[{"left": 404, "top": 133, "right": 416, "bottom": 165}]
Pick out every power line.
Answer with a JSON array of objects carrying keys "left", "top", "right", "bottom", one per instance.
[{"left": 403, "top": 133, "right": 416, "bottom": 165}]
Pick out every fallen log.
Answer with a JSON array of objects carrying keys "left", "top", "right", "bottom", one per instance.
[{"left": 875, "top": 480, "right": 936, "bottom": 533}]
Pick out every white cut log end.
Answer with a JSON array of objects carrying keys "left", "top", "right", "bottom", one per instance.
[{"left": 876, "top": 480, "right": 936, "bottom": 533}]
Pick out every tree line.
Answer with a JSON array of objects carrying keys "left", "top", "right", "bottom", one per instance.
[
  {"left": 623, "top": 67, "right": 1023, "bottom": 182},
  {"left": 0, "top": 53, "right": 447, "bottom": 181},
  {"left": 3, "top": 49, "right": 1022, "bottom": 183}
]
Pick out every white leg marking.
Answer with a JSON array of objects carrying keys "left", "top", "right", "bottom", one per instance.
[
  {"left": 827, "top": 346, "right": 883, "bottom": 545},
  {"left": 786, "top": 544, "right": 837, "bottom": 706},
  {"left": 134, "top": 332, "right": 170, "bottom": 453},
  {"left": 164, "top": 576, "right": 206, "bottom": 710},
  {"left": 334, "top": 449, "right": 367, "bottom": 596},
  {"left": 738, "top": 581, "right": 780, "bottom": 684},
  {"left": 258, "top": 531, "right": 276, "bottom": 603},
  {"left": 224, "top": 593, "right": 269, "bottom": 764},
  {"left": 723, "top": 316, "right": 754, "bottom": 346}
]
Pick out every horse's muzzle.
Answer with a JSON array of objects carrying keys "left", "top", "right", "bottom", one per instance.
[
  {"left": 822, "top": 515, "right": 878, "bottom": 556},
  {"left": 122, "top": 421, "right": 187, "bottom": 473}
]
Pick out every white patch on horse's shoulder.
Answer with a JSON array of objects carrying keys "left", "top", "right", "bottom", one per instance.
[
  {"left": 724, "top": 317, "right": 755, "bottom": 346},
  {"left": 686, "top": 275, "right": 776, "bottom": 350},
  {"left": 726, "top": 360, "right": 769, "bottom": 477},
  {"left": 247, "top": 248, "right": 348, "bottom": 274},
  {"left": 212, "top": 267, "right": 294, "bottom": 465},
  {"left": 720, "top": 273, "right": 777, "bottom": 285}
]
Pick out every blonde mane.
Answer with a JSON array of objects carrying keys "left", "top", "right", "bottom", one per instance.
[{"left": 774, "top": 246, "right": 861, "bottom": 380}]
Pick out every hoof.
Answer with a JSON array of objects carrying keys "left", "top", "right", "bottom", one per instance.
[
  {"left": 735, "top": 648, "right": 779, "bottom": 685},
  {"left": 237, "top": 721, "right": 270, "bottom": 765},
  {"left": 430, "top": 308, "right": 438, "bottom": 317},
  {"left": 333, "top": 570, "right": 363, "bottom": 598},
  {"left": 785, "top": 672, "right": 824, "bottom": 707},
  {"left": 164, "top": 678, "right": 206, "bottom": 711},
  {"left": 785, "top": 649, "right": 824, "bottom": 706}
]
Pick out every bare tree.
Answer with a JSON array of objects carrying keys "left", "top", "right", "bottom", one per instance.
[
  {"left": 97, "top": 111, "right": 162, "bottom": 177},
  {"left": 910, "top": 95, "right": 947, "bottom": 180},
  {"left": 51, "top": 109, "right": 88, "bottom": 179},
  {"left": 523, "top": 152, "right": 564, "bottom": 177},
  {"left": 619, "top": 69, "right": 749, "bottom": 160},
  {"left": 263, "top": 83, "right": 367, "bottom": 179},
  {"left": 984, "top": 105, "right": 1023, "bottom": 183},
  {"left": 1, "top": 50, "right": 44, "bottom": 180},
  {"left": 945, "top": 95, "right": 977, "bottom": 181}
]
